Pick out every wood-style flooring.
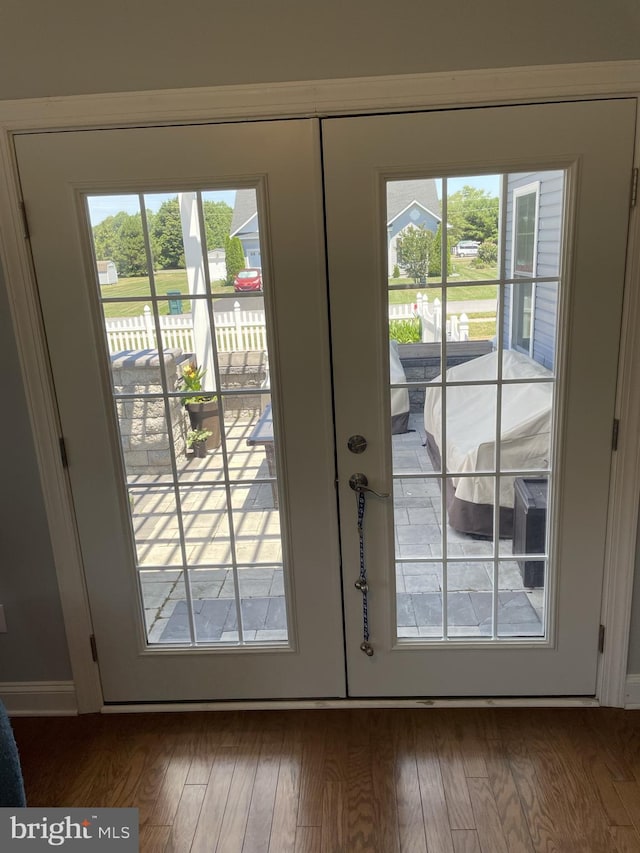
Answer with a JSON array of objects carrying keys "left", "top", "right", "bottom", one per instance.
[{"left": 11, "top": 707, "right": 640, "bottom": 852}]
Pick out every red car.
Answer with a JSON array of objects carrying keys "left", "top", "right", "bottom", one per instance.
[{"left": 233, "top": 268, "right": 263, "bottom": 292}]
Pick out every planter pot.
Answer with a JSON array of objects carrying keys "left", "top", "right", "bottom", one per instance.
[
  {"left": 191, "top": 440, "right": 207, "bottom": 459},
  {"left": 186, "top": 400, "right": 221, "bottom": 450}
]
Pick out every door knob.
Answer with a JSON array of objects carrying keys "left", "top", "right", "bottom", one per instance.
[{"left": 348, "top": 473, "right": 389, "bottom": 498}]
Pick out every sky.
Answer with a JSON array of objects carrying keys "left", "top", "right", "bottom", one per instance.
[
  {"left": 440, "top": 175, "right": 500, "bottom": 197},
  {"left": 86, "top": 175, "right": 501, "bottom": 225},
  {"left": 87, "top": 190, "right": 237, "bottom": 226}
]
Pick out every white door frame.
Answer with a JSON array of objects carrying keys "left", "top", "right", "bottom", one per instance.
[{"left": 1, "top": 60, "right": 639, "bottom": 712}]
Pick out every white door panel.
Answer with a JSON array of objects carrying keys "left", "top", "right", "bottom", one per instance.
[
  {"left": 15, "top": 120, "right": 345, "bottom": 702},
  {"left": 323, "top": 99, "right": 635, "bottom": 696}
]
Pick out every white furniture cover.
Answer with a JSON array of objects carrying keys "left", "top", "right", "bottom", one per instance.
[
  {"left": 390, "top": 340, "right": 410, "bottom": 433},
  {"left": 424, "top": 349, "right": 553, "bottom": 508}
]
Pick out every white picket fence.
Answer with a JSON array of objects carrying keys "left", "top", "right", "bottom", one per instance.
[
  {"left": 389, "top": 292, "right": 469, "bottom": 342},
  {"left": 105, "top": 295, "right": 469, "bottom": 355},
  {"left": 105, "top": 303, "right": 268, "bottom": 354}
]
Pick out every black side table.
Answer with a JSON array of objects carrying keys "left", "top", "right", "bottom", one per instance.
[{"left": 512, "top": 477, "right": 547, "bottom": 588}]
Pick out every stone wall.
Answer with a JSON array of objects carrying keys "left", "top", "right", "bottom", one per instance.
[
  {"left": 218, "top": 351, "right": 268, "bottom": 417},
  {"left": 112, "top": 348, "right": 187, "bottom": 475}
]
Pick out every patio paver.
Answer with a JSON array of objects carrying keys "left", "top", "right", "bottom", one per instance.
[{"left": 134, "top": 411, "right": 544, "bottom": 643}]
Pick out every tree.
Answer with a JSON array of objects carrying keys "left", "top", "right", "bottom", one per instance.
[
  {"left": 203, "top": 200, "right": 233, "bottom": 249},
  {"left": 447, "top": 186, "right": 499, "bottom": 244},
  {"left": 225, "top": 236, "right": 245, "bottom": 284},
  {"left": 396, "top": 225, "right": 435, "bottom": 284},
  {"left": 93, "top": 211, "right": 148, "bottom": 277},
  {"left": 428, "top": 224, "right": 454, "bottom": 277},
  {"left": 151, "top": 198, "right": 184, "bottom": 269},
  {"left": 474, "top": 238, "right": 498, "bottom": 267}
]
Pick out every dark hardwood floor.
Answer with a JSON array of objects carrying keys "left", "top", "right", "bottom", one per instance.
[{"left": 11, "top": 707, "right": 640, "bottom": 852}]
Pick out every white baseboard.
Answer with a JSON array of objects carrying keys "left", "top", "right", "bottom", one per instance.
[
  {"left": 624, "top": 675, "right": 640, "bottom": 708},
  {"left": 0, "top": 681, "right": 77, "bottom": 716},
  {"left": 101, "top": 697, "right": 600, "bottom": 713}
]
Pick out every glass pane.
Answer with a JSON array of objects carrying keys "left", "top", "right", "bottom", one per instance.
[
  {"left": 397, "top": 562, "right": 443, "bottom": 638},
  {"left": 212, "top": 295, "right": 268, "bottom": 383},
  {"left": 102, "top": 299, "right": 157, "bottom": 358},
  {"left": 224, "top": 393, "right": 278, "bottom": 486},
  {"left": 141, "top": 569, "right": 188, "bottom": 644},
  {"left": 505, "top": 173, "right": 565, "bottom": 279},
  {"left": 498, "top": 561, "right": 545, "bottom": 638},
  {"left": 391, "top": 385, "right": 432, "bottom": 475},
  {"left": 393, "top": 479, "right": 442, "bottom": 560},
  {"left": 130, "top": 486, "right": 182, "bottom": 567},
  {"left": 499, "top": 476, "right": 549, "bottom": 558},
  {"left": 387, "top": 179, "right": 443, "bottom": 286},
  {"left": 444, "top": 283, "right": 498, "bottom": 349},
  {"left": 88, "top": 194, "right": 151, "bottom": 297},
  {"left": 446, "top": 561, "right": 494, "bottom": 638},
  {"left": 86, "top": 187, "right": 290, "bottom": 649},
  {"left": 444, "top": 476, "right": 496, "bottom": 557},
  {"left": 113, "top": 391, "right": 173, "bottom": 480},
  {"left": 180, "top": 485, "right": 230, "bottom": 565},
  {"left": 445, "top": 386, "right": 497, "bottom": 474},
  {"left": 190, "top": 568, "right": 240, "bottom": 644},
  {"left": 237, "top": 566, "right": 288, "bottom": 643},
  {"left": 447, "top": 176, "right": 500, "bottom": 282},
  {"left": 390, "top": 169, "right": 564, "bottom": 645},
  {"left": 500, "top": 383, "right": 553, "bottom": 473},
  {"left": 230, "top": 485, "right": 283, "bottom": 564}
]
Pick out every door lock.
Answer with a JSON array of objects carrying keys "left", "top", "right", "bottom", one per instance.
[{"left": 347, "top": 434, "right": 368, "bottom": 454}]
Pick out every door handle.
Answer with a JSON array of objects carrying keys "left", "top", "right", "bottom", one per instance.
[{"left": 348, "top": 473, "right": 390, "bottom": 498}]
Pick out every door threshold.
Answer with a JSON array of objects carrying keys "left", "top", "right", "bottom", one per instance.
[{"left": 100, "top": 696, "right": 600, "bottom": 713}]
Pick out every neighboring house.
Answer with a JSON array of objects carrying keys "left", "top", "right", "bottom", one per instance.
[
  {"left": 387, "top": 179, "right": 442, "bottom": 275},
  {"left": 229, "top": 189, "right": 261, "bottom": 270},
  {"left": 207, "top": 248, "right": 226, "bottom": 282},
  {"left": 96, "top": 259, "right": 118, "bottom": 285},
  {"left": 503, "top": 170, "right": 564, "bottom": 371}
]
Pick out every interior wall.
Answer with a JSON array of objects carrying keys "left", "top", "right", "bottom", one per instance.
[
  {"left": 0, "top": 262, "right": 72, "bottom": 683},
  {"left": 0, "top": 0, "right": 639, "bottom": 101},
  {"left": 1, "top": 0, "right": 640, "bottom": 690}
]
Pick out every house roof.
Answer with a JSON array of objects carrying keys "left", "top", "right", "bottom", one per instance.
[
  {"left": 387, "top": 180, "right": 441, "bottom": 225},
  {"left": 229, "top": 181, "right": 442, "bottom": 236},
  {"left": 230, "top": 189, "right": 258, "bottom": 237},
  {"left": 96, "top": 260, "right": 113, "bottom": 272}
]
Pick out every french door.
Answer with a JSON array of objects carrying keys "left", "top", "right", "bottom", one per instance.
[
  {"left": 15, "top": 121, "right": 346, "bottom": 702},
  {"left": 14, "top": 98, "right": 635, "bottom": 702},
  {"left": 323, "top": 99, "right": 635, "bottom": 696}
]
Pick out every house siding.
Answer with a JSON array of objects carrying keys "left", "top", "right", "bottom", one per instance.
[
  {"left": 240, "top": 235, "right": 261, "bottom": 269},
  {"left": 503, "top": 170, "right": 564, "bottom": 370}
]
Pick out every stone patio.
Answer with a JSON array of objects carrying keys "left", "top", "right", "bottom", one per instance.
[{"left": 130, "top": 412, "right": 544, "bottom": 645}]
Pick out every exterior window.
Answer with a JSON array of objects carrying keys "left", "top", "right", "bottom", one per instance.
[{"left": 511, "top": 183, "right": 539, "bottom": 354}]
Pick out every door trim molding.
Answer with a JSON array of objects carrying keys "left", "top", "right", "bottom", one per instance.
[
  {"left": 0, "top": 60, "right": 639, "bottom": 130},
  {"left": 598, "top": 130, "right": 640, "bottom": 707},
  {"left": 0, "top": 61, "right": 639, "bottom": 711}
]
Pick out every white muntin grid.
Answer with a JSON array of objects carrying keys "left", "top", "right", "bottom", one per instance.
[
  {"left": 387, "top": 172, "right": 563, "bottom": 642},
  {"left": 90, "top": 189, "right": 288, "bottom": 648}
]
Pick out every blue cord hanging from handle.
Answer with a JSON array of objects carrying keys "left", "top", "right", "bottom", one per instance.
[{"left": 355, "top": 488, "right": 374, "bottom": 656}]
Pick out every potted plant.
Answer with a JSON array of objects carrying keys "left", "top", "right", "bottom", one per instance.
[
  {"left": 179, "top": 362, "right": 221, "bottom": 450},
  {"left": 186, "top": 428, "right": 213, "bottom": 458}
]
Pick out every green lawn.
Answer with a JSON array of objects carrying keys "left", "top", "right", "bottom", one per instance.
[
  {"left": 388, "top": 258, "right": 498, "bottom": 304},
  {"left": 100, "top": 271, "right": 232, "bottom": 317}
]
